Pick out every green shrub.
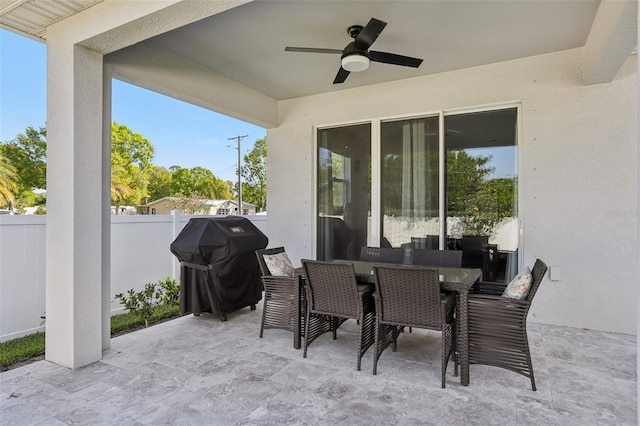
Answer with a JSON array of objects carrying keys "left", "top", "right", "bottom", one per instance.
[
  {"left": 111, "top": 304, "right": 179, "bottom": 334},
  {"left": 2, "top": 304, "right": 180, "bottom": 370},
  {"left": 115, "top": 277, "right": 179, "bottom": 327},
  {"left": 2, "top": 276, "right": 181, "bottom": 370},
  {"left": 157, "top": 277, "right": 180, "bottom": 307}
]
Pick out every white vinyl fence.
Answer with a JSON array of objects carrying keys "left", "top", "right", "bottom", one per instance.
[{"left": 0, "top": 213, "right": 268, "bottom": 342}]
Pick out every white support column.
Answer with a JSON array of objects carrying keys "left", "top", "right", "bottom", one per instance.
[
  {"left": 636, "top": 4, "right": 640, "bottom": 413},
  {"left": 102, "top": 69, "right": 112, "bottom": 351},
  {"left": 583, "top": 0, "right": 637, "bottom": 85},
  {"left": 45, "top": 40, "right": 106, "bottom": 369}
]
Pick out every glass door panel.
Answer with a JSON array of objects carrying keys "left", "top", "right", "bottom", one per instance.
[
  {"left": 380, "top": 117, "right": 440, "bottom": 251},
  {"left": 445, "top": 108, "right": 518, "bottom": 282},
  {"left": 317, "top": 124, "right": 371, "bottom": 260}
]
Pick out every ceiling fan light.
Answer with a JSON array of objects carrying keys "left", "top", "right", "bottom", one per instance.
[{"left": 342, "top": 54, "right": 370, "bottom": 72}]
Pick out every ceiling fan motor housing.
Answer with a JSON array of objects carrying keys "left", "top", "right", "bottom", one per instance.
[
  {"left": 284, "top": 17, "right": 422, "bottom": 83},
  {"left": 341, "top": 42, "right": 370, "bottom": 72}
]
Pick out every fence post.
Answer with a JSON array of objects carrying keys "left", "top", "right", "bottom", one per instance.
[{"left": 171, "top": 210, "right": 181, "bottom": 280}]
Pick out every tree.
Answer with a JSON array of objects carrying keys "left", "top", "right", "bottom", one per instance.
[
  {"left": 147, "top": 166, "right": 173, "bottom": 201},
  {"left": 240, "top": 137, "right": 266, "bottom": 211},
  {"left": 446, "top": 150, "right": 492, "bottom": 217},
  {"left": 0, "top": 125, "right": 47, "bottom": 208},
  {"left": 2, "top": 123, "right": 232, "bottom": 213},
  {"left": 0, "top": 150, "right": 18, "bottom": 207},
  {"left": 170, "top": 167, "right": 196, "bottom": 197},
  {"left": 169, "top": 166, "right": 232, "bottom": 200},
  {"left": 192, "top": 166, "right": 231, "bottom": 199},
  {"left": 111, "top": 122, "right": 155, "bottom": 209},
  {"left": 110, "top": 171, "right": 133, "bottom": 211},
  {"left": 446, "top": 150, "right": 515, "bottom": 237}
]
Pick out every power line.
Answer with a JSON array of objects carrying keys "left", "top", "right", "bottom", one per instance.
[{"left": 228, "top": 134, "right": 248, "bottom": 215}]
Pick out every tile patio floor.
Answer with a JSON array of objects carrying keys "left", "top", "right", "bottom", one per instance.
[{"left": 1, "top": 302, "right": 637, "bottom": 425}]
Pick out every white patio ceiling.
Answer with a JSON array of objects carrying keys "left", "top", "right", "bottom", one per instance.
[{"left": 0, "top": 0, "right": 636, "bottom": 101}]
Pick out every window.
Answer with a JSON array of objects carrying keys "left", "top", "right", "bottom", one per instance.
[
  {"left": 316, "top": 106, "right": 519, "bottom": 279},
  {"left": 445, "top": 108, "right": 518, "bottom": 281},
  {"left": 381, "top": 116, "right": 440, "bottom": 248},
  {"left": 316, "top": 124, "right": 371, "bottom": 260}
]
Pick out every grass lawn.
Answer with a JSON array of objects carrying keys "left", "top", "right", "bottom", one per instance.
[{"left": 0, "top": 305, "right": 180, "bottom": 371}]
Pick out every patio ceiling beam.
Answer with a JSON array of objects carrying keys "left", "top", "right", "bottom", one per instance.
[
  {"left": 583, "top": 0, "right": 637, "bottom": 85},
  {"left": 106, "top": 42, "right": 277, "bottom": 129}
]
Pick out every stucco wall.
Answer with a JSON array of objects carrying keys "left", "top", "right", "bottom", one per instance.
[{"left": 267, "top": 48, "right": 638, "bottom": 335}]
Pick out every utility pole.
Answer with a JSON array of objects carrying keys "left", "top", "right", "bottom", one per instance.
[{"left": 228, "top": 134, "right": 248, "bottom": 215}]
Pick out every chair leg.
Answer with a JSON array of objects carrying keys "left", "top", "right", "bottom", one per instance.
[
  {"left": 453, "top": 321, "right": 459, "bottom": 377},
  {"left": 259, "top": 294, "right": 268, "bottom": 338},
  {"left": 373, "top": 323, "right": 380, "bottom": 375},
  {"left": 357, "top": 321, "right": 363, "bottom": 372},
  {"left": 530, "top": 374, "right": 537, "bottom": 391},
  {"left": 441, "top": 315, "right": 456, "bottom": 388},
  {"left": 303, "top": 309, "right": 311, "bottom": 359},
  {"left": 524, "top": 338, "right": 536, "bottom": 391},
  {"left": 441, "top": 332, "right": 446, "bottom": 389}
]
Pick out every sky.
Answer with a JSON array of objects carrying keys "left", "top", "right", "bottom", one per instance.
[
  {"left": 0, "top": 28, "right": 514, "bottom": 183},
  {"left": 0, "top": 29, "right": 267, "bottom": 183}
]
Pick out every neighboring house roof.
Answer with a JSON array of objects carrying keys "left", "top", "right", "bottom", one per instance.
[{"left": 204, "top": 199, "right": 257, "bottom": 207}]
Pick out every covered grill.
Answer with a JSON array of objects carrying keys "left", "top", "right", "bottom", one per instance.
[{"left": 170, "top": 216, "right": 268, "bottom": 321}]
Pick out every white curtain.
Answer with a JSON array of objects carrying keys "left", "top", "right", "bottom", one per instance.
[{"left": 401, "top": 120, "right": 427, "bottom": 217}]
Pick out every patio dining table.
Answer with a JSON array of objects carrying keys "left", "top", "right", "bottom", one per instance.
[
  {"left": 296, "top": 260, "right": 482, "bottom": 386},
  {"left": 348, "top": 261, "right": 482, "bottom": 386}
]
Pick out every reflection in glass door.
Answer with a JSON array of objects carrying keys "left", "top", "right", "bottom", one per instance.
[
  {"left": 315, "top": 107, "right": 519, "bottom": 282},
  {"left": 380, "top": 117, "right": 440, "bottom": 251},
  {"left": 317, "top": 124, "right": 371, "bottom": 260},
  {"left": 445, "top": 108, "right": 518, "bottom": 282}
]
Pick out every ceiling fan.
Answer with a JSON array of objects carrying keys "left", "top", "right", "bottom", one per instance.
[{"left": 285, "top": 17, "right": 423, "bottom": 84}]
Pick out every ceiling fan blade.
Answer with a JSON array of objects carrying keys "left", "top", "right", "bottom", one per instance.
[
  {"left": 370, "top": 51, "right": 423, "bottom": 68},
  {"left": 333, "top": 67, "right": 350, "bottom": 84},
  {"left": 285, "top": 47, "right": 343, "bottom": 54},
  {"left": 354, "top": 17, "right": 387, "bottom": 50}
]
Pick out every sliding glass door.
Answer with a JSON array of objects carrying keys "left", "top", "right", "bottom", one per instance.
[
  {"left": 317, "top": 124, "right": 371, "bottom": 260},
  {"left": 316, "top": 106, "right": 519, "bottom": 281},
  {"left": 445, "top": 108, "right": 518, "bottom": 281},
  {"left": 380, "top": 116, "right": 440, "bottom": 249}
]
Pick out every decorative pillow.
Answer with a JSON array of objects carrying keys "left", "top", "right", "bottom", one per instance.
[
  {"left": 502, "top": 267, "right": 533, "bottom": 300},
  {"left": 263, "top": 252, "right": 295, "bottom": 277}
]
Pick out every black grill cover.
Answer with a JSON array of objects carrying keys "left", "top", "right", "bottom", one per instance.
[{"left": 170, "top": 216, "right": 268, "bottom": 320}]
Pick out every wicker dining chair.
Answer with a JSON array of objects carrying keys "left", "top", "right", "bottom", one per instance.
[
  {"left": 359, "top": 246, "right": 404, "bottom": 264},
  {"left": 372, "top": 264, "right": 457, "bottom": 388},
  {"left": 468, "top": 258, "right": 548, "bottom": 390},
  {"left": 255, "top": 247, "right": 303, "bottom": 349},
  {"left": 411, "top": 249, "right": 463, "bottom": 267},
  {"left": 301, "top": 259, "right": 376, "bottom": 371},
  {"left": 411, "top": 236, "right": 439, "bottom": 250}
]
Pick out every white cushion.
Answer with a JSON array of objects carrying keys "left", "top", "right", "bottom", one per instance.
[
  {"left": 502, "top": 267, "right": 533, "bottom": 300},
  {"left": 263, "top": 252, "right": 295, "bottom": 277}
]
